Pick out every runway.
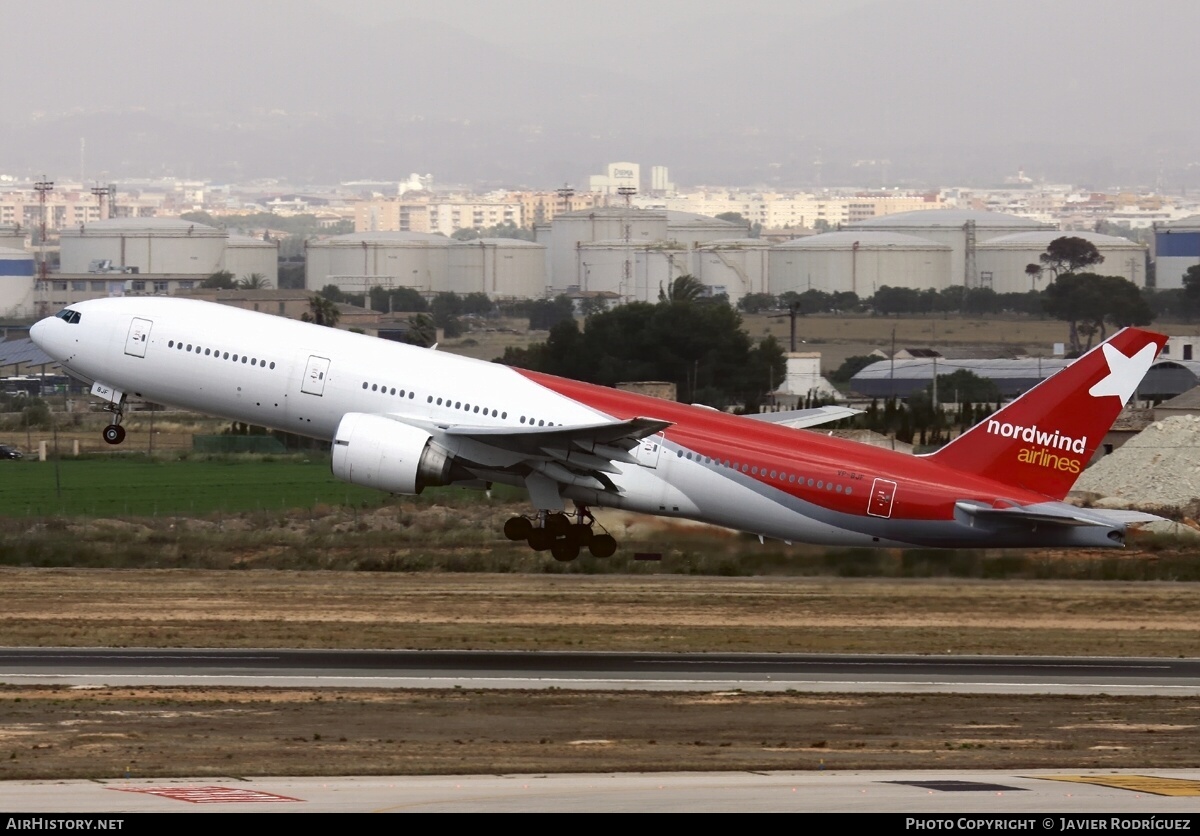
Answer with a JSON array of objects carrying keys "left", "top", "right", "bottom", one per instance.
[
  {"left": 3, "top": 770, "right": 1200, "bottom": 813},
  {"left": 2, "top": 647, "right": 1199, "bottom": 694}
]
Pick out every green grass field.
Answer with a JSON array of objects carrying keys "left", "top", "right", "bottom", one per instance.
[{"left": 0, "top": 456, "right": 393, "bottom": 517}]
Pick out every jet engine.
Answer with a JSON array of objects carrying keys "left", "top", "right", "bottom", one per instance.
[{"left": 331, "top": 412, "right": 453, "bottom": 494}]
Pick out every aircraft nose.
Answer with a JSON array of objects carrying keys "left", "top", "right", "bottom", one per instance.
[
  {"left": 29, "top": 315, "right": 63, "bottom": 358},
  {"left": 29, "top": 316, "right": 49, "bottom": 350}
]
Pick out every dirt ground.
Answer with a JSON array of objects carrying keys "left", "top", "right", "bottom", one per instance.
[
  {"left": 2, "top": 570, "right": 1200, "bottom": 779},
  {"left": 2, "top": 569, "right": 1200, "bottom": 656},
  {"left": 3, "top": 687, "right": 1198, "bottom": 780}
]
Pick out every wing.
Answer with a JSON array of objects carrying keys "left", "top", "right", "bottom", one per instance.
[
  {"left": 745, "top": 405, "right": 861, "bottom": 429},
  {"left": 395, "top": 413, "right": 673, "bottom": 499}
]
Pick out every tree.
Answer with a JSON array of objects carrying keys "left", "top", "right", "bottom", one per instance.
[
  {"left": 658, "top": 274, "right": 707, "bottom": 304},
  {"left": 1034, "top": 236, "right": 1105, "bottom": 279},
  {"left": 1025, "top": 262, "right": 1045, "bottom": 290},
  {"left": 459, "top": 292, "right": 495, "bottom": 316},
  {"left": 277, "top": 264, "right": 305, "bottom": 290},
  {"left": 526, "top": 296, "right": 576, "bottom": 331},
  {"left": 738, "top": 293, "right": 777, "bottom": 314},
  {"left": 931, "top": 369, "right": 1001, "bottom": 404},
  {"left": 301, "top": 294, "right": 340, "bottom": 328},
  {"left": 400, "top": 313, "right": 437, "bottom": 347},
  {"left": 715, "top": 212, "right": 752, "bottom": 235},
  {"left": 499, "top": 295, "right": 785, "bottom": 411},
  {"left": 579, "top": 295, "right": 609, "bottom": 318},
  {"left": 830, "top": 355, "right": 880, "bottom": 384},
  {"left": 236, "top": 273, "right": 271, "bottom": 290},
  {"left": 873, "top": 285, "right": 922, "bottom": 316},
  {"left": 201, "top": 270, "right": 235, "bottom": 289},
  {"left": 180, "top": 211, "right": 217, "bottom": 227},
  {"left": 429, "top": 292, "right": 464, "bottom": 338},
  {"left": 1183, "top": 265, "right": 1200, "bottom": 320},
  {"left": 451, "top": 222, "right": 535, "bottom": 241},
  {"left": 1043, "top": 273, "right": 1152, "bottom": 354},
  {"left": 368, "top": 285, "right": 428, "bottom": 313}
]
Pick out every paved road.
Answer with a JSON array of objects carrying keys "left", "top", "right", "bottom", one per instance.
[{"left": 1, "top": 648, "right": 1199, "bottom": 694}]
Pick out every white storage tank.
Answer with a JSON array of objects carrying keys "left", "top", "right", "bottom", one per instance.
[
  {"left": 847, "top": 209, "right": 1054, "bottom": 287},
  {"left": 222, "top": 235, "right": 279, "bottom": 285},
  {"left": 978, "top": 231, "right": 1148, "bottom": 293},
  {"left": 769, "top": 231, "right": 952, "bottom": 296},
  {"left": 305, "top": 231, "right": 450, "bottom": 294},
  {"left": 0, "top": 247, "right": 35, "bottom": 318},
  {"left": 540, "top": 207, "right": 670, "bottom": 293},
  {"left": 664, "top": 211, "right": 744, "bottom": 246},
  {"left": 693, "top": 239, "right": 772, "bottom": 304},
  {"left": 447, "top": 239, "right": 547, "bottom": 299},
  {"left": 574, "top": 240, "right": 690, "bottom": 303},
  {"left": 59, "top": 218, "right": 226, "bottom": 275}
]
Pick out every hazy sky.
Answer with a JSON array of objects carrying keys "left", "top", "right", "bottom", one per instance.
[{"left": 4, "top": 0, "right": 1198, "bottom": 189}]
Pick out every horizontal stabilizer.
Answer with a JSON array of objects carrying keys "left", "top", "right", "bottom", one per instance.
[{"left": 955, "top": 500, "right": 1166, "bottom": 528}]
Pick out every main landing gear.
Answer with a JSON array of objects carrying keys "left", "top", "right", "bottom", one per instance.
[
  {"left": 101, "top": 401, "right": 126, "bottom": 445},
  {"left": 503, "top": 505, "right": 617, "bottom": 562}
]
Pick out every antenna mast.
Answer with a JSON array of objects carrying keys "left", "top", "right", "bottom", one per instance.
[{"left": 34, "top": 176, "right": 54, "bottom": 288}]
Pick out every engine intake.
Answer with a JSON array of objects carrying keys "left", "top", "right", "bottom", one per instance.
[{"left": 331, "top": 412, "right": 453, "bottom": 494}]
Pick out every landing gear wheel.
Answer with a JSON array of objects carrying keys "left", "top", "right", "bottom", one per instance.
[
  {"left": 551, "top": 540, "right": 580, "bottom": 562},
  {"left": 102, "top": 425, "right": 126, "bottom": 445},
  {"left": 544, "top": 513, "right": 570, "bottom": 537},
  {"left": 503, "top": 516, "right": 533, "bottom": 541},
  {"left": 528, "top": 528, "right": 553, "bottom": 552},
  {"left": 588, "top": 533, "right": 617, "bottom": 558},
  {"left": 568, "top": 523, "right": 593, "bottom": 545}
]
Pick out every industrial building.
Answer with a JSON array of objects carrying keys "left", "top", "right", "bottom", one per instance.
[
  {"left": 305, "top": 231, "right": 450, "bottom": 296},
  {"left": 851, "top": 355, "right": 1199, "bottom": 401},
  {"left": 692, "top": 239, "right": 772, "bottom": 301},
  {"left": 59, "top": 218, "right": 228, "bottom": 275},
  {"left": 1153, "top": 215, "right": 1200, "bottom": 289},
  {"left": 845, "top": 209, "right": 1055, "bottom": 288},
  {"left": 977, "top": 230, "right": 1147, "bottom": 292},
  {"left": 445, "top": 239, "right": 546, "bottom": 298},
  {"left": 224, "top": 235, "right": 280, "bottom": 281},
  {"left": 305, "top": 231, "right": 547, "bottom": 300},
  {"left": 14, "top": 218, "right": 283, "bottom": 317},
  {"left": 536, "top": 208, "right": 745, "bottom": 302},
  {"left": 851, "top": 357, "right": 1072, "bottom": 399},
  {"left": 769, "top": 231, "right": 952, "bottom": 296},
  {"left": 0, "top": 248, "right": 35, "bottom": 320}
]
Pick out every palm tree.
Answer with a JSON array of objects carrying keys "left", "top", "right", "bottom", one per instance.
[
  {"left": 236, "top": 273, "right": 272, "bottom": 290},
  {"left": 301, "top": 294, "right": 340, "bottom": 328},
  {"left": 401, "top": 313, "right": 437, "bottom": 347},
  {"left": 658, "top": 274, "right": 707, "bottom": 304}
]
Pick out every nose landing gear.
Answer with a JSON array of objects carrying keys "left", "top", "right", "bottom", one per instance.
[
  {"left": 503, "top": 505, "right": 616, "bottom": 562},
  {"left": 101, "top": 400, "right": 127, "bottom": 445}
]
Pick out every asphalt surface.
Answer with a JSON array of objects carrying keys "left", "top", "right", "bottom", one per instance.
[
  {"left": 3, "top": 770, "right": 1200, "bottom": 813},
  {"left": 2, "top": 648, "right": 1200, "bottom": 694}
]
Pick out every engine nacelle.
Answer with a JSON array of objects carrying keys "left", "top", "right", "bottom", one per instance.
[{"left": 331, "top": 412, "right": 453, "bottom": 495}]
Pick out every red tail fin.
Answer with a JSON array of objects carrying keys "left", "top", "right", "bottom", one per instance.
[{"left": 928, "top": 327, "right": 1165, "bottom": 499}]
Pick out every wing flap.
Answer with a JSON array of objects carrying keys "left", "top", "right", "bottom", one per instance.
[{"left": 746, "top": 405, "right": 861, "bottom": 429}]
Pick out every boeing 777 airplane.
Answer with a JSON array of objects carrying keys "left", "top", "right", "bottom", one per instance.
[{"left": 30, "top": 297, "right": 1166, "bottom": 560}]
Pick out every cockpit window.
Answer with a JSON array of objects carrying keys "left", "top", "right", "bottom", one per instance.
[{"left": 54, "top": 309, "right": 82, "bottom": 324}]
